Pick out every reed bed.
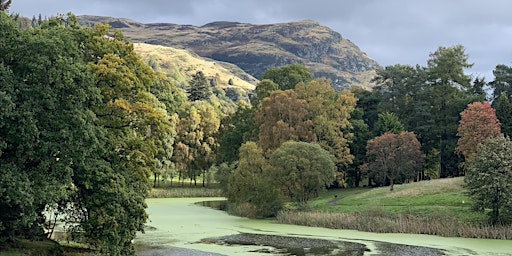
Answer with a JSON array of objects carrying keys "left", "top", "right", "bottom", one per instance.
[
  {"left": 148, "top": 187, "right": 222, "bottom": 198},
  {"left": 276, "top": 210, "right": 512, "bottom": 239}
]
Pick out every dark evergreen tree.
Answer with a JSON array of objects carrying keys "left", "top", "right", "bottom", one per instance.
[
  {"left": 187, "top": 71, "right": 212, "bottom": 101},
  {"left": 490, "top": 64, "right": 512, "bottom": 102},
  {"left": 494, "top": 92, "right": 512, "bottom": 137}
]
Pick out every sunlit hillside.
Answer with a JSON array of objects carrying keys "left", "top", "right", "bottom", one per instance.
[{"left": 134, "top": 43, "right": 257, "bottom": 93}]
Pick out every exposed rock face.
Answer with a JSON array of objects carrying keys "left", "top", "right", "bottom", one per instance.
[{"left": 78, "top": 16, "right": 380, "bottom": 90}]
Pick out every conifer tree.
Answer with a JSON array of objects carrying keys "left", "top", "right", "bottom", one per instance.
[{"left": 187, "top": 71, "right": 212, "bottom": 101}]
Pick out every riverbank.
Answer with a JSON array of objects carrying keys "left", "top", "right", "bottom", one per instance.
[
  {"left": 278, "top": 177, "right": 512, "bottom": 239},
  {"left": 136, "top": 197, "right": 512, "bottom": 256}
]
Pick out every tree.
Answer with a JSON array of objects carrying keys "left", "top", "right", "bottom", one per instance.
[
  {"left": 489, "top": 64, "right": 512, "bottom": 103},
  {"left": 465, "top": 136, "right": 512, "bottom": 225},
  {"left": 227, "top": 142, "right": 282, "bottom": 218},
  {"left": 347, "top": 108, "right": 372, "bottom": 187},
  {"left": 78, "top": 21, "right": 174, "bottom": 254},
  {"left": 250, "top": 79, "right": 278, "bottom": 108},
  {"left": 373, "top": 112, "right": 405, "bottom": 136},
  {"left": 173, "top": 101, "right": 220, "bottom": 186},
  {"left": 295, "top": 78, "right": 356, "bottom": 169},
  {"left": 216, "top": 101, "right": 257, "bottom": 164},
  {"left": 262, "top": 63, "right": 313, "bottom": 90},
  {"left": 255, "top": 90, "right": 315, "bottom": 155},
  {"left": 456, "top": 102, "right": 501, "bottom": 163},
  {"left": 187, "top": 71, "right": 212, "bottom": 101},
  {"left": 493, "top": 92, "right": 512, "bottom": 137},
  {"left": 366, "top": 132, "right": 423, "bottom": 191},
  {"left": 426, "top": 45, "right": 481, "bottom": 177},
  {"left": 269, "top": 141, "right": 336, "bottom": 204}
]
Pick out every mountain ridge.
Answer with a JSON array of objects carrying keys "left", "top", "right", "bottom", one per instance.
[{"left": 77, "top": 15, "right": 380, "bottom": 90}]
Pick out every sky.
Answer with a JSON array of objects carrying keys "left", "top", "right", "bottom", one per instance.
[{"left": 8, "top": 0, "right": 512, "bottom": 81}]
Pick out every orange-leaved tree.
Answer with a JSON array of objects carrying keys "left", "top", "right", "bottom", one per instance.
[{"left": 456, "top": 101, "right": 501, "bottom": 163}]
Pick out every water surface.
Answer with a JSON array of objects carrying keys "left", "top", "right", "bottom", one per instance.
[{"left": 135, "top": 198, "right": 512, "bottom": 255}]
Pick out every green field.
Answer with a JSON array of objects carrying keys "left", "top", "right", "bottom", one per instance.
[
  {"left": 276, "top": 177, "right": 512, "bottom": 239},
  {"left": 310, "top": 177, "right": 485, "bottom": 223}
]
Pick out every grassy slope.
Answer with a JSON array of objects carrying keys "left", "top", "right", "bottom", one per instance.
[
  {"left": 133, "top": 43, "right": 257, "bottom": 91},
  {"left": 310, "top": 177, "right": 486, "bottom": 223}
]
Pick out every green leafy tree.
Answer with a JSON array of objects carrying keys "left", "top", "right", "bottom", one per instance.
[
  {"left": 214, "top": 162, "right": 235, "bottom": 196},
  {"left": 0, "top": 15, "right": 176, "bottom": 254},
  {"left": 366, "top": 132, "right": 423, "bottom": 191},
  {"left": 465, "top": 136, "right": 512, "bottom": 225},
  {"left": 216, "top": 101, "right": 257, "bottom": 164},
  {"left": 79, "top": 21, "right": 174, "bottom": 254},
  {"left": 269, "top": 141, "right": 336, "bottom": 204},
  {"left": 493, "top": 92, "right": 512, "bottom": 137},
  {"left": 228, "top": 142, "right": 282, "bottom": 218},
  {"left": 251, "top": 79, "right": 279, "bottom": 108},
  {"left": 262, "top": 63, "right": 313, "bottom": 90},
  {"left": 173, "top": 101, "right": 220, "bottom": 186},
  {"left": 456, "top": 102, "right": 501, "bottom": 163},
  {"left": 0, "top": 14, "right": 106, "bottom": 244},
  {"left": 187, "top": 71, "right": 212, "bottom": 101}
]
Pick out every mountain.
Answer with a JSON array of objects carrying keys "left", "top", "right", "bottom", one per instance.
[{"left": 78, "top": 16, "right": 380, "bottom": 90}]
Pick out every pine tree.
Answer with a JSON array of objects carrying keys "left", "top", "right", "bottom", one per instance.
[{"left": 187, "top": 71, "right": 212, "bottom": 101}]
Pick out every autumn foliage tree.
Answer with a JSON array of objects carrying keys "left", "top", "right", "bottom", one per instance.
[
  {"left": 366, "top": 131, "right": 423, "bottom": 191},
  {"left": 255, "top": 90, "right": 315, "bottom": 155},
  {"left": 295, "top": 78, "right": 356, "bottom": 168},
  {"left": 456, "top": 102, "right": 501, "bottom": 162}
]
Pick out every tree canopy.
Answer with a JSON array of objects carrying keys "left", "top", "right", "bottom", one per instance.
[
  {"left": 0, "top": 13, "right": 178, "bottom": 255},
  {"left": 466, "top": 136, "right": 512, "bottom": 225},
  {"left": 456, "top": 102, "right": 501, "bottom": 163},
  {"left": 262, "top": 63, "right": 313, "bottom": 90},
  {"left": 366, "top": 131, "right": 423, "bottom": 191},
  {"left": 269, "top": 141, "right": 336, "bottom": 204}
]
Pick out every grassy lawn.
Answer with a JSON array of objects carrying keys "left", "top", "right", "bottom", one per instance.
[
  {"left": 277, "top": 177, "right": 512, "bottom": 238},
  {"left": 309, "top": 177, "right": 486, "bottom": 223}
]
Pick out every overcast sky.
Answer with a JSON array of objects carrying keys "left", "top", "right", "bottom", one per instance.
[{"left": 8, "top": 0, "right": 512, "bottom": 81}]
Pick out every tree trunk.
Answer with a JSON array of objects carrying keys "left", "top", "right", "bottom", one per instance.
[
  {"left": 153, "top": 173, "right": 157, "bottom": 188},
  {"left": 389, "top": 179, "right": 394, "bottom": 191}
]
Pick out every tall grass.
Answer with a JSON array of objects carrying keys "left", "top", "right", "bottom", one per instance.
[
  {"left": 279, "top": 177, "right": 512, "bottom": 239},
  {"left": 276, "top": 210, "right": 512, "bottom": 239},
  {"left": 149, "top": 187, "right": 222, "bottom": 198},
  {"left": 277, "top": 205, "right": 512, "bottom": 239}
]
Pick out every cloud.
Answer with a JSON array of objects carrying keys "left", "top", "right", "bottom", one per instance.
[{"left": 9, "top": 0, "right": 512, "bottom": 80}]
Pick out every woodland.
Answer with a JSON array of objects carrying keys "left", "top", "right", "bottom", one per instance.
[{"left": 1, "top": 2, "right": 512, "bottom": 254}]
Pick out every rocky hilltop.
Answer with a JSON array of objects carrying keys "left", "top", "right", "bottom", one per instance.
[{"left": 78, "top": 16, "right": 380, "bottom": 90}]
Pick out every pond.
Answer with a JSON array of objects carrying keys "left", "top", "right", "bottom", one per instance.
[{"left": 135, "top": 198, "right": 512, "bottom": 256}]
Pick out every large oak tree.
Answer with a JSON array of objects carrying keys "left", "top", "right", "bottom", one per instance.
[{"left": 366, "top": 131, "right": 423, "bottom": 191}]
